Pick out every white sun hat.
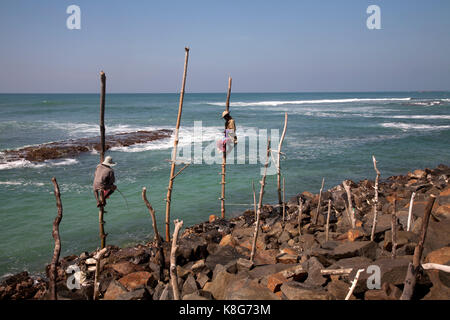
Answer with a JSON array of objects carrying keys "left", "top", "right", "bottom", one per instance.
[{"left": 102, "top": 156, "right": 116, "bottom": 167}]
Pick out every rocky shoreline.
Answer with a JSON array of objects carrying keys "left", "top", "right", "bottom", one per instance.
[
  {"left": 1, "top": 164, "right": 449, "bottom": 300},
  {"left": 0, "top": 129, "right": 172, "bottom": 163}
]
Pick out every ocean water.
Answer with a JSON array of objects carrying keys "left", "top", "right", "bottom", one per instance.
[{"left": 0, "top": 92, "right": 449, "bottom": 277}]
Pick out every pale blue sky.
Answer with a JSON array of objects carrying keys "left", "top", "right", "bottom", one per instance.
[{"left": 0, "top": 0, "right": 449, "bottom": 93}]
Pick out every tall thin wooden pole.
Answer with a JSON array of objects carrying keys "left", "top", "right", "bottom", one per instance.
[
  {"left": 314, "top": 177, "right": 325, "bottom": 225},
  {"left": 50, "top": 177, "right": 63, "bottom": 300},
  {"left": 370, "top": 155, "right": 381, "bottom": 241},
  {"left": 400, "top": 195, "right": 436, "bottom": 300},
  {"left": 282, "top": 177, "right": 286, "bottom": 221},
  {"left": 391, "top": 199, "right": 398, "bottom": 259},
  {"left": 250, "top": 138, "right": 271, "bottom": 262},
  {"left": 252, "top": 180, "right": 257, "bottom": 220},
  {"left": 298, "top": 199, "right": 303, "bottom": 236},
  {"left": 220, "top": 77, "right": 232, "bottom": 219},
  {"left": 407, "top": 192, "right": 416, "bottom": 232},
  {"left": 99, "top": 71, "right": 106, "bottom": 163},
  {"left": 165, "top": 47, "right": 189, "bottom": 242},
  {"left": 98, "top": 71, "right": 107, "bottom": 249},
  {"left": 277, "top": 113, "right": 288, "bottom": 210},
  {"left": 325, "top": 200, "right": 331, "bottom": 242}
]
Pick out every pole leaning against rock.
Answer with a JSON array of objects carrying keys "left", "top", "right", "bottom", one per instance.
[
  {"left": 170, "top": 219, "right": 183, "bottom": 300},
  {"left": 250, "top": 138, "right": 271, "bottom": 262},
  {"left": 49, "top": 177, "right": 63, "bottom": 300},
  {"left": 400, "top": 194, "right": 436, "bottom": 300},
  {"left": 220, "top": 76, "right": 232, "bottom": 219},
  {"left": 407, "top": 192, "right": 416, "bottom": 232},
  {"left": 370, "top": 155, "right": 381, "bottom": 241},
  {"left": 391, "top": 199, "right": 398, "bottom": 259},
  {"left": 165, "top": 47, "right": 189, "bottom": 242},
  {"left": 325, "top": 200, "right": 331, "bottom": 242}
]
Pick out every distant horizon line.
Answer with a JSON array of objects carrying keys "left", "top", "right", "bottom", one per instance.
[{"left": 0, "top": 90, "right": 449, "bottom": 95}]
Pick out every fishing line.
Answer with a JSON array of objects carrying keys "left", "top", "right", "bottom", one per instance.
[{"left": 116, "top": 187, "right": 131, "bottom": 213}]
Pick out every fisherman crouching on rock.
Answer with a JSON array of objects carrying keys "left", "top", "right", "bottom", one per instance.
[{"left": 93, "top": 156, "right": 117, "bottom": 207}]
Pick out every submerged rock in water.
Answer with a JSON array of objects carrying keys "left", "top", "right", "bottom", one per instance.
[{"left": 0, "top": 129, "right": 172, "bottom": 163}]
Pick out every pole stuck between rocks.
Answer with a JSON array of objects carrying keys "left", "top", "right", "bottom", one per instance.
[
  {"left": 170, "top": 219, "right": 183, "bottom": 300},
  {"left": 250, "top": 138, "right": 271, "bottom": 262},
  {"left": 50, "top": 177, "right": 63, "bottom": 300},
  {"left": 142, "top": 187, "right": 165, "bottom": 272},
  {"left": 220, "top": 76, "right": 232, "bottom": 219},
  {"left": 165, "top": 47, "right": 189, "bottom": 242},
  {"left": 407, "top": 192, "right": 416, "bottom": 232},
  {"left": 93, "top": 247, "right": 107, "bottom": 300},
  {"left": 370, "top": 155, "right": 381, "bottom": 241},
  {"left": 298, "top": 198, "right": 303, "bottom": 236},
  {"left": 400, "top": 194, "right": 436, "bottom": 300},
  {"left": 391, "top": 199, "right": 398, "bottom": 259},
  {"left": 314, "top": 177, "right": 325, "bottom": 225},
  {"left": 343, "top": 180, "right": 355, "bottom": 228},
  {"left": 326, "top": 199, "right": 331, "bottom": 242},
  {"left": 277, "top": 113, "right": 288, "bottom": 212}
]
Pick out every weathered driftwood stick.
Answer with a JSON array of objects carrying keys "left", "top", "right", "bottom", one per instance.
[
  {"left": 165, "top": 47, "right": 189, "bottom": 242},
  {"left": 407, "top": 192, "right": 416, "bottom": 232},
  {"left": 252, "top": 180, "right": 257, "bottom": 220},
  {"left": 297, "top": 199, "right": 303, "bottom": 236},
  {"left": 345, "top": 268, "right": 365, "bottom": 300},
  {"left": 321, "top": 268, "right": 353, "bottom": 276},
  {"left": 170, "top": 219, "right": 183, "bottom": 300},
  {"left": 421, "top": 263, "right": 450, "bottom": 273},
  {"left": 142, "top": 187, "right": 165, "bottom": 273},
  {"left": 400, "top": 195, "right": 436, "bottom": 300},
  {"left": 391, "top": 199, "right": 398, "bottom": 259},
  {"left": 99, "top": 71, "right": 106, "bottom": 163},
  {"left": 220, "top": 76, "right": 232, "bottom": 219},
  {"left": 325, "top": 200, "right": 331, "bottom": 242},
  {"left": 343, "top": 196, "right": 352, "bottom": 226},
  {"left": 93, "top": 247, "right": 107, "bottom": 300},
  {"left": 50, "top": 177, "right": 63, "bottom": 300},
  {"left": 314, "top": 177, "right": 325, "bottom": 225},
  {"left": 250, "top": 138, "right": 271, "bottom": 262},
  {"left": 343, "top": 180, "right": 355, "bottom": 228},
  {"left": 277, "top": 113, "right": 288, "bottom": 211},
  {"left": 370, "top": 155, "right": 381, "bottom": 241},
  {"left": 282, "top": 177, "right": 286, "bottom": 221}
]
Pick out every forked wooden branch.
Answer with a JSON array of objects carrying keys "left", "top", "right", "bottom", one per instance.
[{"left": 345, "top": 268, "right": 365, "bottom": 300}]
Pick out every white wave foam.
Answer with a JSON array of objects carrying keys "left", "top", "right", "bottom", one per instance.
[
  {"left": 207, "top": 98, "right": 412, "bottom": 107},
  {"left": 390, "top": 115, "right": 450, "bottom": 120},
  {"left": 0, "top": 181, "right": 45, "bottom": 186},
  {"left": 0, "top": 158, "right": 79, "bottom": 171},
  {"left": 380, "top": 122, "right": 450, "bottom": 131}
]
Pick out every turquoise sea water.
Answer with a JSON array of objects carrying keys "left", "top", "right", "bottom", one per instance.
[{"left": 0, "top": 92, "right": 449, "bottom": 277}]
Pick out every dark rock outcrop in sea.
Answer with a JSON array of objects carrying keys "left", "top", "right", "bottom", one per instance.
[
  {"left": 1, "top": 164, "right": 449, "bottom": 300},
  {"left": 0, "top": 129, "right": 173, "bottom": 163}
]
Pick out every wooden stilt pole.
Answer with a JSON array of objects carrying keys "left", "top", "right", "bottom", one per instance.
[
  {"left": 325, "top": 200, "right": 331, "bottom": 242},
  {"left": 98, "top": 71, "right": 107, "bottom": 249},
  {"left": 407, "top": 192, "right": 416, "bottom": 232},
  {"left": 252, "top": 180, "right": 257, "bottom": 220},
  {"left": 391, "top": 199, "right": 398, "bottom": 259},
  {"left": 277, "top": 113, "right": 288, "bottom": 211},
  {"left": 298, "top": 199, "right": 303, "bottom": 236},
  {"left": 170, "top": 219, "right": 183, "bottom": 300},
  {"left": 370, "top": 155, "right": 381, "bottom": 241},
  {"left": 314, "top": 177, "right": 325, "bottom": 225},
  {"left": 220, "top": 77, "right": 232, "bottom": 219},
  {"left": 50, "top": 177, "right": 63, "bottom": 300},
  {"left": 142, "top": 187, "right": 165, "bottom": 273},
  {"left": 343, "top": 180, "right": 355, "bottom": 228},
  {"left": 165, "top": 47, "right": 189, "bottom": 242},
  {"left": 93, "top": 247, "right": 107, "bottom": 300},
  {"left": 400, "top": 195, "right": 436, "bottom": 300},
  {"left": 250, "top": 138, "right": 271, "bottom": 262}
]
